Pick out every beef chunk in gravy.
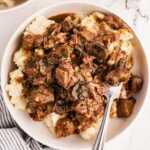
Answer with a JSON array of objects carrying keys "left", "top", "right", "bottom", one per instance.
[{"left": 117, "top": 98, "right": 136, "bottom": 118}]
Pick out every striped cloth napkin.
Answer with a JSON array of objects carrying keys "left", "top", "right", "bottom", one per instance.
[{"left": 0, "top": 89, "right": 56, "bottom": 150}]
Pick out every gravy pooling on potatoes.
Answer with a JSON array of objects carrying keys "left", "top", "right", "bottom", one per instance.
[{"left": 6, "top": 11, "right": 143, "bottom": 139}]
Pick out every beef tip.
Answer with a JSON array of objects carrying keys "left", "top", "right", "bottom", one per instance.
[
  {"left": 29, "top": 86, "right": 54, "bottom": 104},
  {"left": 22, "top": 34, "right": 34, "bottom": 50},
  {"left": 27, "top": 102, "right": 53, "bottom": 121},
  {"left": 55, "top": 118, "right": 76, "bottom": 137},
  {"left": 105, "top": 68, "right": 131, "bottom": 85},
  {"left": 117, "top": 98, "right": 136, "bottom": 118},
  {"left": 128, "top": 75, "right": 143, "bottom": 93},
  {"left": 55, "top": 60, "right": 78, "bottom": 89},
  {"left": 53, "top": 100, "right": 73, "bottom": 115},
  {"left": 85, "top": 42, "right": 106, "bottom": 62}
]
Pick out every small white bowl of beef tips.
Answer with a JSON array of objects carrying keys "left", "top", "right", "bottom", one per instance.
[
  {"left": 0, "top": 0, "right": 32, "bottom": 12},
  {"left": 1, "top": 1, "right": 149, "bottom": 150}
]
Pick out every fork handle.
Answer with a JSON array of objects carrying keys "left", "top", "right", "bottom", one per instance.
[{"left": 92, "top": 96, "right": 113, "bottom": 150}]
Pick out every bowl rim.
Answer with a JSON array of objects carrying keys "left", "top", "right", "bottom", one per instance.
[
  {"left": 0, "top": 0, "right": 34, "bottom": 14},
  {"left": 1, "top": 1, "right": 149, "bottom": 149}
]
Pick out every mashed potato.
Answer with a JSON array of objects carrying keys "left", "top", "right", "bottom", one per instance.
[
  {"left": 80, "top": 118, "right": 102, "bottom": 140},
  {"left": 6, "top": 69, "right": 27, "bottom": 110},
  {"left": 81, "top": 14, "right": 99, "bottom": 34},
  {"left": 44, "top": 113, "right": 64, "bottom": 136},
  {"left": 25, "top": 16, "right": 55, "bottom": 35},
  {"left": 13, "top": 48, "right": 28, "bottom": 70}
]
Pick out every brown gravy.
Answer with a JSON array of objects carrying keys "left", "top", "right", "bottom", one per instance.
[{"left": 49, "top": 13, "right": 75, "bottom": 22}]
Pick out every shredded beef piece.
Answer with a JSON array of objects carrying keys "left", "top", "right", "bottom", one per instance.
[
  {"left": 72, "top": 80, "right": 106, "bottom": 120},
  {"left": 29, "top": 86, "right": 54, "bottom": 104},
  {"left": 55, "top": 60, "right": 78, "bottom": 89},
  {"left": 117, "top": 98, "right": 136, "bottom": 118},
  {"left": 27, "top": 102, "right": 53, "bottom": 121},
  {"left": 55, "top": 118, "right": 76, "bottom": 137},
  {"left": 79, "top": 56, "right": 98, "bottom": 82},
  {"left": 127, "top": 75, "right": 143, "bottom": 93}
]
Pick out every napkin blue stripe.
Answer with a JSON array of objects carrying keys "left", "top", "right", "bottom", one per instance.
[{"left": 0, "top": 88, "right": 56, "bottom": 150}]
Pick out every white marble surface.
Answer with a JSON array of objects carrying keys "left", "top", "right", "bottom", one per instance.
[{"left": 0, "top": 0, "right": 150, "bottom": 150}]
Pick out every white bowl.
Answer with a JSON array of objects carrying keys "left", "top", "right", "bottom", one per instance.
[{"left": 1, "top": 1, "right": 149, "bottom": 150}]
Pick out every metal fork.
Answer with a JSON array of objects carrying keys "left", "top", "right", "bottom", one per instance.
[{"left": 92, "top": 84, "right": 122, "bottom": 150}]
